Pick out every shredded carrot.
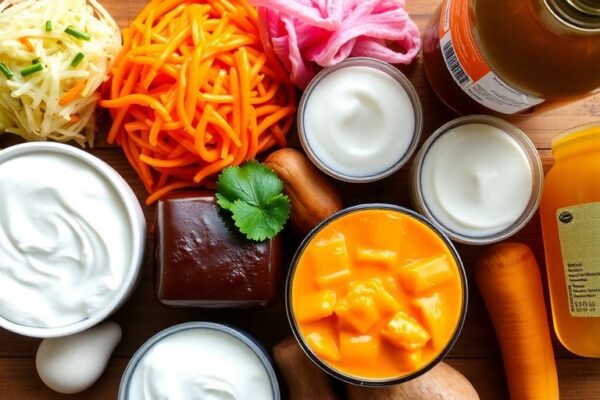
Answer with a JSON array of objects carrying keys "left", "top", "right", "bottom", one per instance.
[
  {"left": 146, "top": 181, "right": 194, "bottom": 205},
  {"left": 100, "top": 94, "right": 173, "bottom": 122},
  {"left": 19, "top": 37, "right": 34, "bottom": 52},
  {"left": 59, "top": 80, "right": 87, "bottom": 106},
  {"left": 101, "top": 0, "right": 296, "bottom": 204},
  {"left": 193, "top": 155, "right": 234, "bottom": 183}
]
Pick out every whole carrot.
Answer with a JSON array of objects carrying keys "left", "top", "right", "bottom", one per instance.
[{"left": 476, "top": 243, "right": 559, "bottom": 400}]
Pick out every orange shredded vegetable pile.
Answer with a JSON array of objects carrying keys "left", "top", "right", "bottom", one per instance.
[{"left": 100, "top": 0, "right": 296, "bottom": 204}]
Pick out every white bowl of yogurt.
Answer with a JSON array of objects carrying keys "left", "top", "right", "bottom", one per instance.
[
  {"left": 411, "top": 115, "right": 544, "bottom": 245},
  {"left": 119, "top": 322, "right": 280, "bottom": 400},
  {"left": 298, "top": 57, "right": 423, "bottom": 182},
  {"left": 0, "top": 142, "right": 146, "bottom": 338}
]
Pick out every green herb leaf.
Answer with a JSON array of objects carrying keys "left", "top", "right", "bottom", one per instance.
[
  {"left": 216, "top": 161, "right": 290, "bottom": 241},
  {"left": 230, "top": 197, "right": 290, "bottom": 241},
  {"left": 217, "top": 161, "right": 284, "bottom": 207}
]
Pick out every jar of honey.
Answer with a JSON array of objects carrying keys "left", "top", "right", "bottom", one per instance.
[
  {"left": 423, "top": 0, "right": 600, "bottom": 115},
  {"left": 540, "top": 122, "right": 600, "bottom": 358}
]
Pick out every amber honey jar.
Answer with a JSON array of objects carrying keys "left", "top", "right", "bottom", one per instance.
[
  {"left": 540, "top": 123, "right": 600, "bottom": 358},
  {"left": 423, "top": 0, "right": 600, "bottom": 115}
]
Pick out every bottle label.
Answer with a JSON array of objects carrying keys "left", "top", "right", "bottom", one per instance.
[
  {"left": 557, "top": 203, "right": 600, "bottom": 318},
  {"left": 438, "top": 0, "right": 545, "bottom": 114}
]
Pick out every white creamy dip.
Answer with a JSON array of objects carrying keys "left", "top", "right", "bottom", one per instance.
[
  {"left": 127, "top": 328, "right": 275, "bottom": 400},
  {"left": 0, "top": 151, "right": 132, "bottom": 328},
  {"left": 420, "top": 123, "right": 533, "bottom": 237},
  {"left": 302, "top": 65, "right": 416, "bottom": 178}
]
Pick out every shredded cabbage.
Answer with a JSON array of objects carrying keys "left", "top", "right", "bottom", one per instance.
[{"left": 0, "top": 0, "right": 121, "bottom": 146}]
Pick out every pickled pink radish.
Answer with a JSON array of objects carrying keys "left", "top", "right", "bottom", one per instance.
[{"left": 251, "top": 0, "right": 421, "bottom": 88}]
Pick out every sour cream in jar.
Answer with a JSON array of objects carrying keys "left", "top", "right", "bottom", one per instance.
[
  {"left": 121, "top": 323, "right": 279, "bottom": 400},
  {"left": 411, "top": 116, "right": 543, "bottom": 245},
  {"left": 0, "top": 143, "right": 145, "bottom": 335},
  {"left": 299, "top": 58, "right": 422, "bottom": 182}
]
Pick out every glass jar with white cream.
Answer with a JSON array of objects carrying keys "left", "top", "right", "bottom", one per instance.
[
  {"left": 298, "top": 57, "right": 423, "bottom": 182},
  {"left": 119, "top": 322, "right": 280, "bottom": 400},
  {"left": 411, "top": 116, "right": 543, "bottom": 245}
]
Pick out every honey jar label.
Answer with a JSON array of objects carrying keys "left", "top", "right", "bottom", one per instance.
[
  {"left": 438, "top": 0, "right": 545, "bottom": 114},
  {"left": 557, "top": 203, "right": 600, "bottom": 317}
]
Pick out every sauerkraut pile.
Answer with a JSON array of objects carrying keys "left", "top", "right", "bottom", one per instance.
[{"left": 0, "top": 0, "right": 121, "bottom": 146}]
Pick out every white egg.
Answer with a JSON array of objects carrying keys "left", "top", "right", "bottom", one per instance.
[{"left": 36, "top": 321, "right": 122, "bottom": 394}]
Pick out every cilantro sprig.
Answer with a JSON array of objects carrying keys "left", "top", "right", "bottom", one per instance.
[{"left": 216, "top": 161, "right": 291, "bottom": 241}]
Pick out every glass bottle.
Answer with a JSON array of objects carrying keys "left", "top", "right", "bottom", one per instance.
[
  {"left": 540, "top": 122, "right": 600, "bottom": 358},
  {"left": 423, "top": 0, "right": 600, "bottom": 115}
]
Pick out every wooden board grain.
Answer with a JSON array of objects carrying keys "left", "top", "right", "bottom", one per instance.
[{"left": 0, "top": 0, "right": 599, "bottom": 399}]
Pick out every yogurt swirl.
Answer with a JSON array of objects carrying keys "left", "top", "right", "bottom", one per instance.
[
  {"left": 302, "top": 64, "right": 416, "bottom": 179},
  {"left": 0, "top": 151, "right": 132, "bottom": 328},
  {"left": 128, "top": 328, "right": 274, "bottom": 400}
]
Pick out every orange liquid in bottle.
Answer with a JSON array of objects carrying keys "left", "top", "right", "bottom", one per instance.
[
  {"left": 540, "top": 123, "right": 600, "bottom": 357},
  {"left": 423, "top": 0, "right": 600, "bottom": 115}
]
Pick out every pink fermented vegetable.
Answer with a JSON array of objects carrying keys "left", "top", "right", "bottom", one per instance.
[{"left": 252, "top": 0, "right": 421, "bottom": 88}]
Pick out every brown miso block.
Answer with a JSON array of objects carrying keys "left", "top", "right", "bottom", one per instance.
[{"left": 155, "top": 191, "right": 281, "bottom": 308}]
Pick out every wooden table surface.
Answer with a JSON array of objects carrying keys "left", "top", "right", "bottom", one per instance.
[{"left": 1, "top": 0, "right": 600, "bottom": 399}]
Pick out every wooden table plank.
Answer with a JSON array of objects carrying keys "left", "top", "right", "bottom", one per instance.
[
  {"left": 1, "top": 0, "right": 600, "bottom": 399},
  {"left": 2, "top": 358, "right": 600, "bottom": 400}
]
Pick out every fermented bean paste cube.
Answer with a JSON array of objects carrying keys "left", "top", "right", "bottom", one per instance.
[
  {"left": 306, "top": 331, "right": 340, "bottom": 362},
  {"left": 381, "top": 311, "right": 431, "bottom": 351},
  {"left": 310, "top": 231, "right": 351, "bottom": 288},
  {"left": 413, "top": 293, "right": 445, "bottom": 348},
  {"left": 295, "top": 290, "right": 337, "bottom": 323},
  {"left": 339, "top": 332, "right": 380, "bottom": 364},
  {"left": 155, "top": 192, "right": 281, "bottom": 308},
  {"left": 398, "top": 254, "right": 453, "bottom": 294}
]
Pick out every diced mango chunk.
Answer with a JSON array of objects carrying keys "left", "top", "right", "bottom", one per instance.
[
  {"left": 398, "top": 255, "right": 453, "bottom": 294},
  {"left": 316, "top": 269, "right": 352, "bottom": 288},
  {"left": 396, "top": 349, "right": 423, "bottom": 372},
  {"left": 372, "top": 282, "right": 402, "bottom": 315},
  {"left": 335, "top": 291, "right": 380, "bottom": 334},
  {"left": 335, "top": 279, "right": 400, "bottom": 333},
  {"left": 381, "top": 311, "right": 431, "bottom": 351},
  {"left": 295, "top": 290, "right": 337, "bottom": 323},
  {"left": 356, "top": 248, "right": 399, "bottom": 265},
  {"left": 306, "top": 331, "right": 340, "bottom": 362},
  {"left": 311, "top": 232, "right": 351, "bottom": 288},
  {"left": 339, "top": 332, "right": 380, "bottom": 364},
  {"left": 413, "top": 293, "right": 445, "bottom": 348}
]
